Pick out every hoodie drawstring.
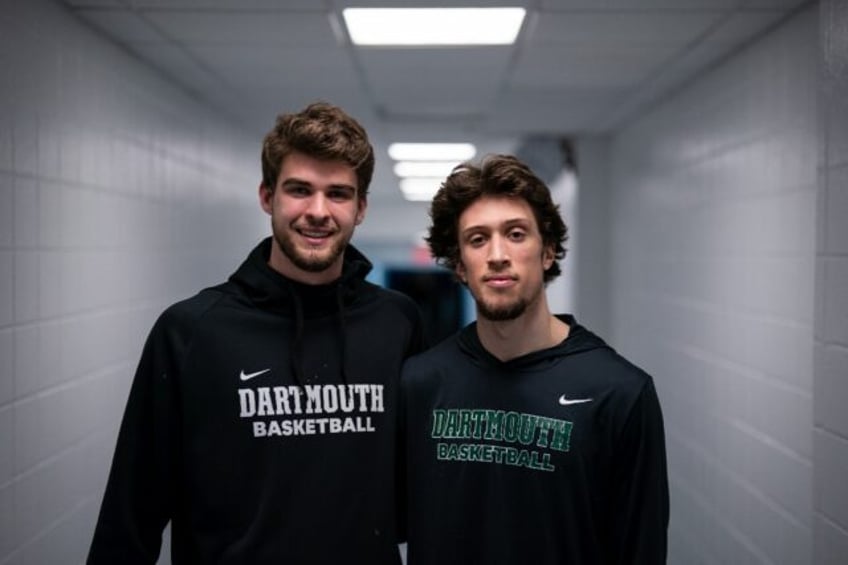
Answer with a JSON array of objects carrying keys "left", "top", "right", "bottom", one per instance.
[
  {"left": 288, "top": 283, "right": 351, "bottom": 387},
  {"left": 290, "top": 288, "right": 307, "bottom": 387},
  {"left": 229, "top": 238, "right": 371, "bottom": 389},
  {"left": 335, "top": 285, "right": 349, "bottom": 385}
]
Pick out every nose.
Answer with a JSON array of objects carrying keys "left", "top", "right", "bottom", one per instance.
[
  {"left": 487, "top": 234, "right": 510, "bottom": 268},
  {"left": 305, "top": 193, "right": 329, "bottom": 221}
]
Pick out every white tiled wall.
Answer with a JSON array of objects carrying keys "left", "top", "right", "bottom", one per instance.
[
  {"left": 814, "top": 1, "right": 848, "bottom": 563},
  {"left": 607, "top": 7, "right": 818, "bottom": 564},
  {"left": 3, "top": 0, "right": 843, "bottom": 563},
  {"left": 572, "top": 137, "right": 611, "bottom": 338},
  {"left": 0, "top": 0, "right": 266, "bottom": 563}
]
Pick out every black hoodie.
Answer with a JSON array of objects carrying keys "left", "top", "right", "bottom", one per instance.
[
  {"left": 402, "top": 315, "right": 669, "bottom": 565},
  {"left": 89, "top": 237, "right": 425, "bottom": 564}
]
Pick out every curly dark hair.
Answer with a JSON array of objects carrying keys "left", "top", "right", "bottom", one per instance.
[
  {"left": 260, "top": 101, "right": 374, "bottom": 197},
  {"left": 426, "top": 154, "right": 568, "bottom": 284}
]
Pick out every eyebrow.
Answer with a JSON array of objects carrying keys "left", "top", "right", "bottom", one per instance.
[
  {"left": 280, "top": 177, "right": 358, "bottom": 192},
  {"left": 461, "top": 217, "right": 531, "bottom": 234}
]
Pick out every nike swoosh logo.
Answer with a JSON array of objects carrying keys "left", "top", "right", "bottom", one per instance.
[
  {"left": 558, "top": 394, "right": 593, "bottom": 406},
  {"left": 239, "top": 368, "right": 271, "bottom": 381}
]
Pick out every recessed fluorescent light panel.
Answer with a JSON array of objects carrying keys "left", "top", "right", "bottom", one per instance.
[
  {"left": 394, "top": 161, "right": 461, "bottom": 178},
  {"left": 388, "top": 143, "right": 476, "bottom": 162},
  {"left": 389, "top": 143, "right": 477, "bottom": 202},
  {"left": 343, "top": 8, "right": 525, "bottom": 46},
  {"left": 400, "top": 178, "right": 446, "bottom": 202}
]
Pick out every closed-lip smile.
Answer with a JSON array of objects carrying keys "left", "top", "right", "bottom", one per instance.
[{"left": 483, "top": 275, "right": 517, "bottom": 287}]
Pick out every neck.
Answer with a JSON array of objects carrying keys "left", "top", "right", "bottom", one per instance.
[
  {"left": 267, "top": 245, "right": 342, "bottom": 286},
  {"left": 476, "top": 296, "right": 569, "bottom": 362}
]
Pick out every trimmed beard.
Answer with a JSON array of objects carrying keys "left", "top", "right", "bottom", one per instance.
[
  {"left": 476, "top": 297, "right": 528, "bottom": 321},
  {"left": 274, "top": 230, "right": 348, "bottom": 273}
]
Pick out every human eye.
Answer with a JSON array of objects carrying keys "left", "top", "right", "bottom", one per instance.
[
  {"left": 466, "top": 233, "right": 487, "bottom": 247},
  {"left": 328, "top": 187, "right": 355, "bottom": 201},
  {"left": 284, "top": 184, "right": 311, "bottom": 197},
  {"left": 507, "top": 228, "right": 527, "bottom": 242}
]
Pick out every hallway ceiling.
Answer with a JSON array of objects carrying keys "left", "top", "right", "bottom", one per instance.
[{"left": 58, "top": 0, "right": 807, "bottom": 233}]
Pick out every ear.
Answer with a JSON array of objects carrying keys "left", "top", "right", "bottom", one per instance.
[
  {"left": 259, "top": 183, "right": 273, "bottom": 215},
  {"left": 354, "top": 196, "right": 368, "bottom": 226},
  {"left": 542, "top": 245, "right": 555, "bottom": 271},
  {"left": 455, "top": 260, "right": 468, "bottom": 284}
]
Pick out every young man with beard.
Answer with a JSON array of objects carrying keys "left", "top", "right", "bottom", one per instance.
[
  {"left": 401, "top": 154, "right": 668, "bottom": 564},
  {"left": 88, "top": 102, "right": 424, "bottom": 564}
]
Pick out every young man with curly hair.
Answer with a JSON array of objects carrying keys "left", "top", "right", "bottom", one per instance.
[{"left": 402, "top": 154, "right": 668, "bottom": 564}]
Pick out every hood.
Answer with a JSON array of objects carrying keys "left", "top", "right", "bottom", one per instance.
[
  {"left": 227, "top": 237, "right": 374, "bottom": 385},
  {"left": 457, "top": 314, "right": 611, "bottom": 371},
  {"left": 228, "top": 237, "right": 372, "bottom": 316}
]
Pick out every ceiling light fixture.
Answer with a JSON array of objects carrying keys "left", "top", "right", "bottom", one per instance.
[
  {"left": 394, "top": 161, "right": 462, "bottom": 178},
  {"left": 399, "top": 178, "right": 445, "bottom": 202},
  {"left": 388, "top": 143, "right": 476, "bottom": 162},
  {"left": 343, "top": 8, "right": 526, "bottom": 46}
]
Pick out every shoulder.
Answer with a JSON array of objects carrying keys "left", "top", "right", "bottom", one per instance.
[
  {"left": 590, "top": 347, "right": 657, "bottom": 403},
  {"left": 132, "top": 286, "right": 232, "bottom": 372},
  {"left": 356, "top": 281, "right": 422, "bottom": 324},
  {"left": 402, "top": 334, "right": 461, "bottom": 376},
  {"left": 592, "top": 346, "right": 653, "bottom": 385},
  {"left": 152, "top": 285, "right": 231, "bottom": 339},
  {"left": 580, "top": 346, "right": 662, "bottom": 423}
]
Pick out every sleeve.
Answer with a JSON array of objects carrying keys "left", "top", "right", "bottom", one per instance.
[
  {"left": 87, "top": 312, "right": 185, "bottom": 565},
  {"left": 610, "top": 378, "right": 670, "bottom": 565},
  {"left": 402, "top": 299, "right": 428, "bottom": 359},
  {"left": 396, "top": 303, "right": 425, "bottom": 546},
  {"left": 395, "top": 364, "right": 409, "bottom": 544}
]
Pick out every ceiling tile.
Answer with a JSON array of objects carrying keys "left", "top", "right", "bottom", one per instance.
[
  {"left": 125, "top": 41, "right": 227, "bottom": 93},
  {"left": 76, "top": 9, "right": 164, "bottom": 43},
  {"left": 143, "top": 11, "right": 338, "bottom": 46},
  {"left": 331, "top": 0, "right": 526, "bottom": 7},
  {"left": 538, "top": 0, "right": 739, "bottom": 9},
  {"left": 740, "top": 0, "right": 809, "bottom": 7},
  {"left": 130, "top": 0, "right": 320, "bottom": 9},
  {"left": 61, "top": 0, "right": 125, "bottom": 6},
  {"left": 511, "top": 43, "right": 678, "bottom": 88},
  {"left": 231, "top": 87, "right": 375, "bottom": 137},
  {"left": 702, "top": 10, "right": 788, "bottom": 45},
  {"left": 185, "top": 44, "right": 360, "bottom": 90},
  {"left": 356, "top": 47, "right": 514, "bottom": 80},
  {"left": 373, "top": 76, "right": 498, "bottom": 118},
  {"left": 356, "top": 48, "right": 512, "bottom": 120},
  {"left": 526, "top": 11, "right": 725, "bottom": 45},
  {"left": 489, "top": 86, "right": 626, "bottom": 134}
]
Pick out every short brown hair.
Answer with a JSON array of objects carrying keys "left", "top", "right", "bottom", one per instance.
[
  {"left": 427, "top": 154, "right": 568, "bottom": 284},
  {"left": 261, "top": 101, "right": 374, "bottom": 197}
]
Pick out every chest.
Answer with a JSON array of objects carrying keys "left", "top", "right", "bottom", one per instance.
[{"left": 408, "top": 364, "right": 623, "bottom": 478}]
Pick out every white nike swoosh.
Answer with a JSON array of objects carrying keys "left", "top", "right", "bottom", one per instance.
[
  {"left": 558, "top": 394, "right": 593, "bottom": 406},
  {"left": 239, "top": 368, "right": 271, "bottom": 381}
]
